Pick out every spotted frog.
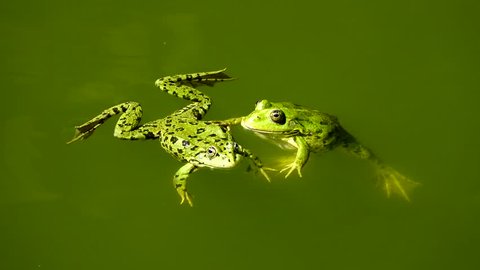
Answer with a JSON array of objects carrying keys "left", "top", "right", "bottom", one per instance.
[
  {"left": 218, "top": 100, "right": 419, "bottom": 201},
  {"left": 68, "top": 69, "right": 270, "bottom": 206}
]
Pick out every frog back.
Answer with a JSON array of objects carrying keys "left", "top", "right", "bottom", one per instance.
[
  {"left": 294, "top": 108, "right": 344, "bottom": 153},
  {"left": 158, "top": 117, "right": 238, "bottom": 167}
]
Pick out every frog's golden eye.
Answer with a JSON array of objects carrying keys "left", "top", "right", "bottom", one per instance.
[
  {"left": 207, "top": 146, "right": 217, "bottom": 159},
  {"left": 270, "top": 109, "right": 286, "bottom": 125}
]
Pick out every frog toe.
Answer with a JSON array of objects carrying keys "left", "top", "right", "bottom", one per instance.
[
  {"left": 376, "top": 165, "right": 420, "bottom": 201},
  {"left": 280, "top": 163, "right": 302, "bottom": 178},
  {"left": 259, "top": 168, "right": 273, "bottom": 182},
  {"left": 177, "top": 189, "right": 194, "bottom": 207}
]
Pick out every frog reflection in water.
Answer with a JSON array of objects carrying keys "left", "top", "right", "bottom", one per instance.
[
  {"left": 67, "top": 69, "right": 270, "bottom": 206},
  {"left": 218, "top": 100, "right": 420, "bottom": 201}
]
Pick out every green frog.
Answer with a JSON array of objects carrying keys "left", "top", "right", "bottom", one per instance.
[
  {"left": 217, "top": 100, "right": 419, "bottom": 201},
  {"left": 67, "top": 69, "right": 270, "bottom": 206}
]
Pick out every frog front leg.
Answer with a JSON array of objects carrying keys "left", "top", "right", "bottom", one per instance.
[
  {"left": 235, "top": 145, "right": 272, "bottom": 182},
  {"left": 173, "top": 163, "right": 199, "bottom": 206},
  {"left": 68, "top": 102, "right": 160, "bottom": 144},
  {"left": 280, "top": 136, "right": 309, "bottom": 178},
  {"left": 207, "top": 117, "right": 243, "bottom": 127}
]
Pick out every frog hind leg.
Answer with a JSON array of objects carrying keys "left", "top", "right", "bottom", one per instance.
[
  {"left": 154, "top": 69, "right": 234, "bottom": 120},
  {"left": 337, "top": 127, "right": 420, "bottom": 201},
  {"left": 67, "top": 102, "right": 159, "bottom": 144},
  {"left": 375, "top": 164, "right": 420, "bottom": 202},
  {"left": 173, "top": 163, "right": 198, "bottom": 206}
]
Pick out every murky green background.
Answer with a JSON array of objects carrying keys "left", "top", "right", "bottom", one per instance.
[{"left": 1, "top": 0, "right": 479, "bottom": 269}]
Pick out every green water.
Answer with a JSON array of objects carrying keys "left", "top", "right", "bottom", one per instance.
[{"left": 1, "top": 0, "right": 479, "bottom": 269}]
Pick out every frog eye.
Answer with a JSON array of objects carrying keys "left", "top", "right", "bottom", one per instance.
[
  {"left": 270, "top": 109, "right": 286, "bottom": 125},
  {"left": 207, "top": 146, "right": 217, "bottom": 159}
]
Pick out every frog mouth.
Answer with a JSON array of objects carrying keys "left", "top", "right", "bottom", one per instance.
[
  {"left": 241, "top": 121, "right": 297, "bottom": 136},
  {"left": 242, "top": 126, "right": 299, "bottom": 137},
  {"left": 241, "top": 122, "right": 275, "bottom": 133}
]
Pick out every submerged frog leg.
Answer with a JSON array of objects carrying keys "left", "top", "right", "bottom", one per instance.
[
  {"left": 173, "top": 163, "right": 198, "bottom": 206},
  {"left": 375, "top": 164, "right": 420, "bottom": 201},
  {"left": 154, "top": 69, "right": 234, "bottom": 120},
  {"left": 280, "top": 136, "right": 309, "bottom": 178},
  {"left": 338, "top": 127, "right": 420, "bottom": 201},
  {"left": 235, "top": 145, "right": 272, "bottom": 182},
  {"left": 67, "top": 102, "right": 161, "bottom": 144}
]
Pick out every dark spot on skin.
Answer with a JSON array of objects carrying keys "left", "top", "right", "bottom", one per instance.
[
  {"left": 220, "top": 125, "right": 228, "bottom": 133},
  {"left": 145, "top": 132, "right": 156, "bottom": 139},
  {"left": 208, "top": 134, "right": 217, "bottom": 137},
  {"left": 113, "top": 107, "right": 120, "bottom": 114},
  {"left": 186, "top": 74, "right": 193, "bottom": 80},
  {"left": 192, "top": 109, "right": 202, "bottom": 119},
  {"left": 175, "top": 127, "right": 185, "bottom": 132},
  {"left": 175, "top": 184, "right": 182, "bottom": 188},
  {"left": 182, "top": 140, "right": 190, "bottom": 147},
  {"left": 190, "top": 146, "right": 198, "bottom": 151},
  {"left": 170, "top": 136, "right": 178, "bottom": 144},
  {"left": 177, "top": 149, "right": 183, "bottom": 154},
  {"left": 196, "top": 128, "right": 205, "bottom": 134}
]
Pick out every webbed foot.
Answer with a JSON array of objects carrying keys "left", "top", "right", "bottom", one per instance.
[
  {"left": 376, "top": 164, "right": 420, "bottom": 201},
  {"left": 280, "top": 161, "right": 303, "bottom": 178},
  {"left": 67, "top": 128, "right": 93, "bottom": 144},
  {"left": 247, "top": 165, "right": 275, "bottom": 182}
]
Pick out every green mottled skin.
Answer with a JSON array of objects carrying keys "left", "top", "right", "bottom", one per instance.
[
  {"left": 68, "top": 69, "right": 270, "bottom": 206},
  {"left": 219, "top": 100, "right": 419, "bottom": 201}
]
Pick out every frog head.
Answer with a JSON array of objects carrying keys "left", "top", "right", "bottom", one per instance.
[
  {"left": 179, "top": 125, "right": 242, "bottom": 169},
  {"left": 193, "top": 141, "right": 241, "bottom": 168},
  {"left": 241, "top": 99, "right": 304, "bottom": 136}
]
